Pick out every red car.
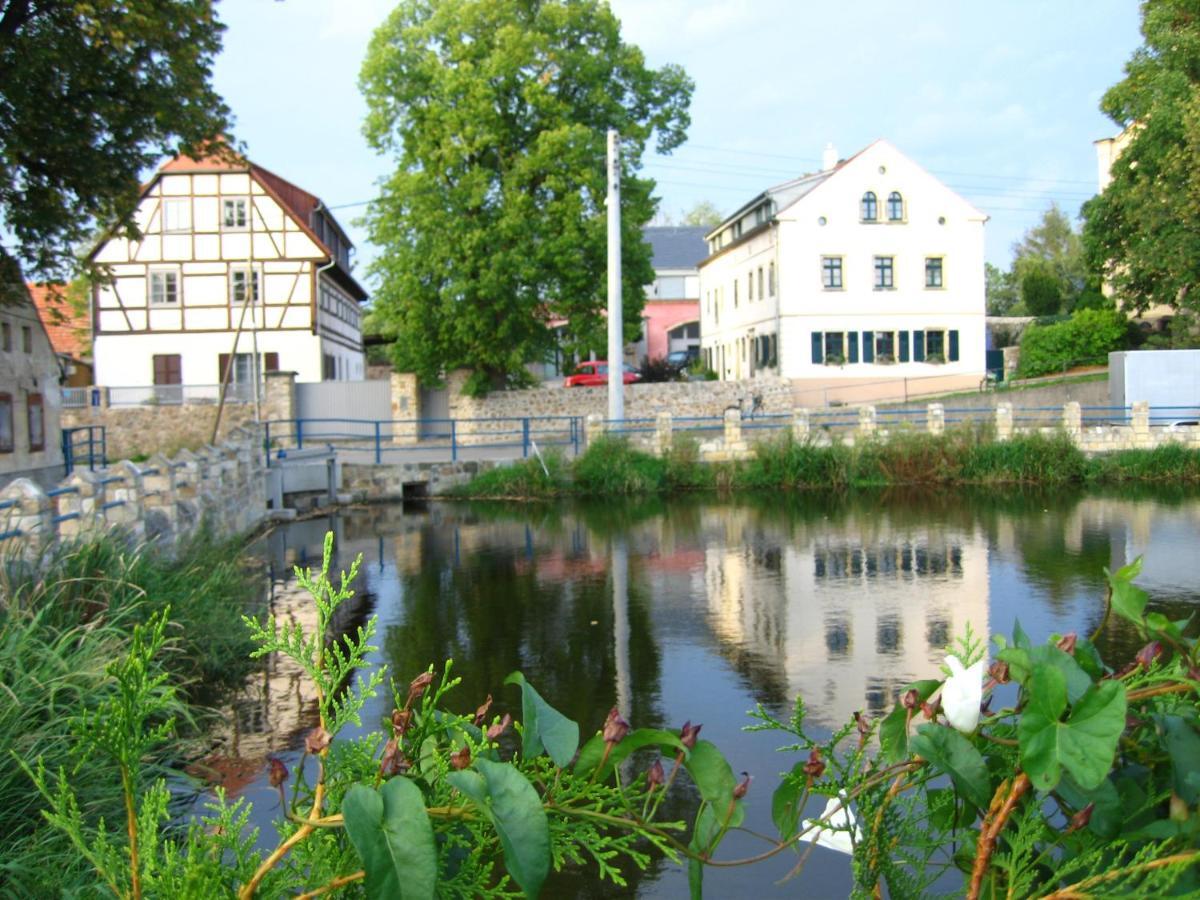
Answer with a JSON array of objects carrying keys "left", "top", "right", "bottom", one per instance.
[{"left": 564, "top": 361, "right": 641, "bottom": 387}]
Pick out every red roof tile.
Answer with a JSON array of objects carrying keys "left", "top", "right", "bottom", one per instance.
[{"left": 27, "top": 282, "right": 89, "bottom": 359}]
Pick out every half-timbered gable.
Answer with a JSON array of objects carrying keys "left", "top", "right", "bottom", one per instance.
[{"left": 91, "top": 152, "right": 367, "bottom": 391}]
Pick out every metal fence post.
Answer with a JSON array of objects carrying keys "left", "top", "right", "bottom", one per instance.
[
  {"left": 451, "top": 420, "right": 458, "bottom": 461},
  {"left": 522, "top": 418, "right": 531, "bottom": 458},
  {"left": 374, "top": 420, "right": 382, "bottom": 464},
  {"left": 296, "top": 419, "right": 304, "bottom": 449},
  {"left": 98, "top": 426, "right": 106, "bottom": 470},
  {"left": 61, "top": 430, "right": 73, "bottom": 477}
]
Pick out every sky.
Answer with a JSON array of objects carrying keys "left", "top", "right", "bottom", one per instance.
[{"left": 211, "top": 0, "right": 1143, "bottom": 282}]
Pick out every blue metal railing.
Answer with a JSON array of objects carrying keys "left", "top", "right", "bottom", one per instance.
[
  {"left": 263, "top": 415, "right": 584, "bottom": 464},
  {"left": 62, "top": 426, "right": 106, "bottom": 476}
]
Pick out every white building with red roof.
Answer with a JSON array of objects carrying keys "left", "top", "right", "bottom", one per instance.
[{"left": 89, "top": 149, "right": 367, "bottom": 400}]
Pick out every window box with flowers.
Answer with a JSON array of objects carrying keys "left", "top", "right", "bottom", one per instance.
[
  {"left": 875, "top": 353, "right": 895, "bottom": 365},
  {"left": 824, "top": 354, "right": 845, "bottom": 367},
  {"left": 925, "top": 352, "right": 946, "bottom": 365}
]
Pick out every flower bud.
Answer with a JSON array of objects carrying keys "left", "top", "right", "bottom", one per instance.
[
  {"left": 1170, "top": 792, "right": 1189, "bottom": 822},
  {"left": 603, "top": 707, "right": 630, "bottom": 745},
  {"left": 392, "top": 708, "right": 413, "bottom": 737},
  {"left": 679, "top": 720, "right": 702, "bottom": 750},
  {"left": 855, "top": 712, "right": 871, "bottom": 738},
  {"left": 1066, "top": 802, "right": 1093, "bottom": 833},
  {"left": 802, "top": 747, "right": 825, "bottom": 779},
  {"left": 305, "top": 726, "right": 331, "bottom": 756},
  {"left": 901, "top": 689, "right": 920, "bottom": 710},
  {"left": 988, "top": 660, "right": 1010, "bottom": 684},
  {"left": 486, "top": 713, "right": 512, "bottom": 741},
  {"left": 379, "top": 738, "right": 407, "bottom": 777},
  {"left": 450, "top": 746, "right": 471, "bottom": 771},
  {"left": 1136, "top": 641, "right": 1165, "bottom": 669},
  {"left": 1056, "top": 633, "right": 1078, "bottom": 655},
  {"left": 922, "top": 696, "right": 941, "bottom": 720},
  {"left": 732, "top": 772, "right": 752, "bottom": 800},
  {"left": 267, "top": 756, "right": 289, "bottom": 788},
  {"left": 646, "top": 758, "right": 665, "bottom": 791},
  {"left": 473, "top": 694, "right": 493, "bottom": 727},
  {"left": 406, "top": 671, "right": 435, "bottom": 706}
]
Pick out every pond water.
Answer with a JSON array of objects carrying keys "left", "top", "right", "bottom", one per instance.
[{"left": 197, "top": 488, "right": 1200, "bottom": 897}]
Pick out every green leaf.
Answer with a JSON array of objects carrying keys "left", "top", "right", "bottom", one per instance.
[
  {"left": 342, "top": 779, "right": 437, "bottom": 900},
  {"left": 573, "top": 728, "right": 688, "bottom": 778},
  {"left": 449, "top": 758, "right": 550, "bottom": 898},
  {"left": 910, "top": 724, "right": 993, "bottom": 811},
  {"left": 1012, "top": 618, "right": 1032, "bottom": 651},
  {"left": 879, "top": 679, "right": 941, "bottom": 763},
  {"left": 1108, "top": 559, "right": 1148, "bottom": 625},
  {"left": 772, "top": 763, "right": 805, "bottom": 839},
  {"left": 504, "top": 671, "right": 579, "bottom": 767},
  {"left": 1055, "top": 774, "right": 1122, "bottom": 839},
  {"left": 1029, "top": 646, "right": 1093, "bottom": 704},
  {"left": 1157, "top": 715, "right": 1200, "bottom": 805},
  {"left": 683, "top": 740, "right": 737, "bottom": 809},
  {"left": 1019, "top": 676, "right": 1127, "bottom": 792}
]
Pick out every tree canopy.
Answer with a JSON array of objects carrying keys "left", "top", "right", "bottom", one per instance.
[
  {"left": 1082, "top": 0, "right": 1200, "bottom": 314},
  {"left": 360, "top": 0, "right": 693, "bottom": 394},
  {"left": 680, "top": 200, "right": 722, "bottom": 228},
  {"left": 0, "top": 1, "right": 230, "bottom": 295}
]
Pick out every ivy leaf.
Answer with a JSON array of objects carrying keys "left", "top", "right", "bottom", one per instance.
[
  {"left": 879, "top": 679, "right": 941, "bottom": 763},
  {"left": 1019, "top": 670, "right": 1126, "bottom": 792},
  {"left": 448, "top": 758, "right": 550, "bottom": 898},
  {"left": 342, "top": 779, "right": 437, "bottom": 900},
  {"left": 683, "top": 740, "right": 737, "bottom": 809},
  {"left": 910, "top": 724, "right": 992, "bottom": 811},
  {"left": 504, "top": 671, "right": 579, "bottom": 767},
  {"left": 573, "top": 728, "right": 688, "bottom": 778}
]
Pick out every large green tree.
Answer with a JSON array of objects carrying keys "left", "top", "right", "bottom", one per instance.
[
  {"left": 1012, "top": 203, "right": 1087, "bottom": 306},
  {"left": 0, "top": 1, "right": 230, "bottom": 297},
  {"left": 1082, "top": 0, "right": 1200, "bottom": 314},
  {"left": 360, "top": 0, "right": 693, "bottom": 394}
]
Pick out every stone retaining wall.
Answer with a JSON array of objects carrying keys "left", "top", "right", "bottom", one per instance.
[
  {"left": 0, "top": 425, "right": 269, "bottom": 557},
  {"left": 342, "top": 459, "right": 501, "bottom": 499},
  {"left": 585, "top": 400, "right": 1200, "bottom": 463}
]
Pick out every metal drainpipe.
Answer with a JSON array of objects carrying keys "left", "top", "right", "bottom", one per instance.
[
  {"left": 773, "top": 218, "right": 783, "bottom": 377},
  {"left": 313, "top": 202, "right": 338, "bottom": 379}
]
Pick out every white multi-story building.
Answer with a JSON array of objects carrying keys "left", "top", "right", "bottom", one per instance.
[
  {"left": 90, "top": 151, "right": 367, "bottom": 398},
  {"left": 699, "top": 140, "right": 987, "bottom": 391}
]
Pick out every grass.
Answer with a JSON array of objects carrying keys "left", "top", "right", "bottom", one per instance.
[
  {"left": 0, "top": 527, "right": 262, "bottom": 895},
  {"left": 450, "top": 429, "right": 1200, "bottom": 499}
]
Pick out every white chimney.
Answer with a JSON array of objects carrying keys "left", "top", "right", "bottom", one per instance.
[{"left": 822, "top": 142, "right": 838, "bottom": 171}]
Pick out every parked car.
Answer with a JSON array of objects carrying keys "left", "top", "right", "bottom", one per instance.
[
  {"left": 665, "top": 348, "right": 699, "bottom": 373},
  {"left": 564, "top": 361, "right": 641, "bottom": 387}
]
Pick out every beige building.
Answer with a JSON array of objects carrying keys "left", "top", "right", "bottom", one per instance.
[
  {"left": 0, "top": 286, "right": 63, "bottom": 488},
  {"left": 90, "top": 150, "right": 367, "bottom": 402}
]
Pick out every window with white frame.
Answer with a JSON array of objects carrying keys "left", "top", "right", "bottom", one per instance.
[
  {"left": 822, "top": 256, "right": 843, "bottom": 289},
  {"left": 149, "top": 269, "right": 179, "bottom": 305},
  {"left": 230, "top": 267, "right": 260, "bottom": 305},
  {"left": 861, "top": 192, "right": 878, "bottom": 221},
  {"left": 875, "top": 331, "right": 896, "bottom": 361},
  {"left": 757, "top": 267, "right": 764, "bottom": 299},
  {"left": 887, "top": 192, "right": 904, "bottom": 221},
  {"left": 222, "top": 197, "right": 248, "bottom": 229},
  {"left": 768, "top": 262, "right": 776, "bottom": 296},
  {"left": 925, "top": 257, "right": 944, "bottom": 288},
  {"left": 874, "top": 256, "right": 894, "bottom": 289},
  {"left": 163, "top": 199, "right": 191, "bottom": 233}
]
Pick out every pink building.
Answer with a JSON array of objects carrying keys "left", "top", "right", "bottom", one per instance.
[{"left": 637, "top": 227, "right": 705, "bottom": 364}]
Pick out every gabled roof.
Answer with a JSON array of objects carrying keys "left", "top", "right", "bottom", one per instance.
[
  {"left": 27, "top": 282, "right": 88, "bottom": 359},
  {"left": 643, "top": 226, "right": 709, "bottom": 269},
  {"left": 93, "top": 147, "right": 367, "bottom": 301}
]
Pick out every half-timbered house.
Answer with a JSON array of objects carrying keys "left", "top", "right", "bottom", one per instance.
[{"left": 90, "top": 151, "right": 367, "bottom": 400}]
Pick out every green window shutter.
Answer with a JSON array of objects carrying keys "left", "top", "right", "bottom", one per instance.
[
  {"left": 847, "top": 331, "right": 859, "bottom": 363},
  {"left": 949, "top": 330, "right": 960, "bottom": 362},
  {"left": 811, "top": 332, "right": 823, "bottom": 364},
  {"left": 899, "top": 331, "right": 910, "bottom": 362},
  {"left": 913, "top": 330, "right": 925, "bottom": 362},
  {"left": 862, "top": 331, "right": 874, "bottom": 363}
]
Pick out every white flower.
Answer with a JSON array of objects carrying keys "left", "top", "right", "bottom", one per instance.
[
  {"left": 798, "top": 792, "right": 861, "bottom": 855},
  {"left": 943, "top": 654, "right": 985, "bottom": 734}
]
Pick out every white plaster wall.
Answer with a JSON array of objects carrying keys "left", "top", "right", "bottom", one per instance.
[{"left": 94, "top": 330, "right": 324, "bottom": 385}]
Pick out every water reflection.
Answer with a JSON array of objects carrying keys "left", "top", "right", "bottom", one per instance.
[{"left": 202, "top": 489, "right": 1200, "bottom": 897}]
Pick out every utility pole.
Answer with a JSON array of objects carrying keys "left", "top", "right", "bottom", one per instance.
[{"left": 606, "top": 128, "right": 624, "bottom": 422}]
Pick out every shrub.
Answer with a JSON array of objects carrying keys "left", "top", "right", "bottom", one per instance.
[
  {"left": 638, "top": 355, "right": 682, "bottom": 383},
  {"left": 572, "top": 437, "right": 668, "bottom": 494},
  {"left": 1017, "top": 307, "right": 1128, "bottom": 378}
]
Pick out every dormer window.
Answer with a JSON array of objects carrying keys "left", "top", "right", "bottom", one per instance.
[
  {"left": 861, "top": 192, "right": 878, "bottom": 222},
  {"left": 887, "top": 192, "right": 904, "bottom": 221}
]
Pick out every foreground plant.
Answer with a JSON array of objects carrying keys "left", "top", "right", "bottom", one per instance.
[{"left": 22, "top": 536, "right": 1200, "bottom": 897}]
